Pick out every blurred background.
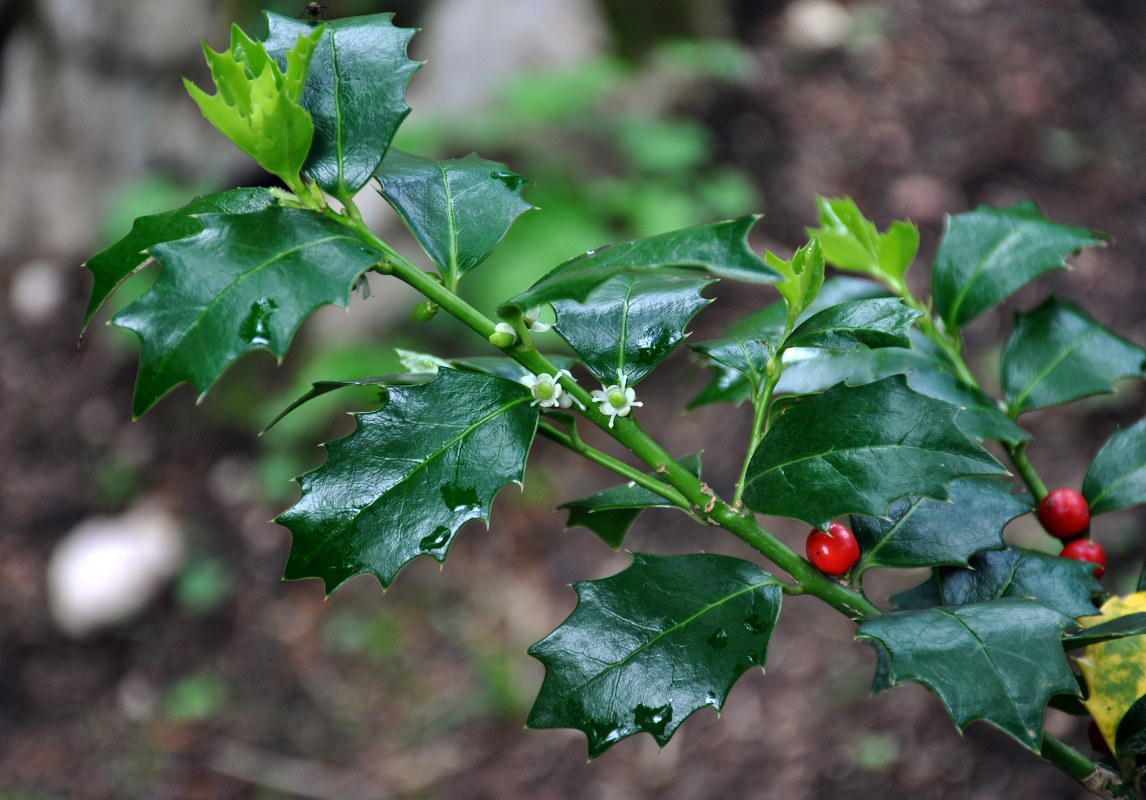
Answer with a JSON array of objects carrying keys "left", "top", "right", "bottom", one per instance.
[{"left": 2, "top": 0, "right": 1146, "bottom": 797}]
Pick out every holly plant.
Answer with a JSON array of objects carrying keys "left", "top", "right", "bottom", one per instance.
[{"left": 82, "top": 10, "right": 1146, "bottom": 798}]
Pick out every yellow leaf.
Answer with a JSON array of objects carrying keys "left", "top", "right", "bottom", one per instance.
[{"left": 1078, "top": 591, "right": 1146, "bottom": 752}]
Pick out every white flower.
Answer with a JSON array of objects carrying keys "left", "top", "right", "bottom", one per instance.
[
  {"left": 489, "top": 322, "right": 518, "bottom": 348},
  {"left": 590, "top": 374, "right": 643, "bottom": 427},
  {"left": 520, "top": 372, "right": 567, "bottom": 408},
  {"left": 524, "top": 307, "right": 552, "bottom": 333}
]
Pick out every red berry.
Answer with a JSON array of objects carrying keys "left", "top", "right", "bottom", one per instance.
[
  {"left": 1061, "top": 538, "right": 1106, "bottom": 579},
  {"left": 1039, "top": 487, "right": 1090, "bottom": 540},
  {"left": 806, "top": 522, "right": 860, "bottom": 576}
]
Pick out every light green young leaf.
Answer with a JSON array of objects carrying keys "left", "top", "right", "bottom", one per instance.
[
  {"left": 184, "top": 24, "right": 323, "bottom": 195},
  {"left": 375, "top": 150, "right": 534, "bottom": 288},
  {"left": 277, "top": 369, "right": 538, "bottom": 592},
  {"left": 808, "top": 196, "right": 919, "bottom": 291},
  {"left": 527, "top": 553, "right": 782, "bottom": 757},
  {"left": 766, "top": 237, "right": 824, "bottom": 327}
]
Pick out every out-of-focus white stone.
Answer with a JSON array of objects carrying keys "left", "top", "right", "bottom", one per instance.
[
  {"left": 410, "top": 0, "right": 608, "bottom": 112},
  {"left": 9, "top": 259, "right": 67, "bottom": 324},
  {"left": 783, "top": 0, "right": 852, "bottom": 51},
  {"left": 47, "top": 503, "right": 185, "bottom": 638}
]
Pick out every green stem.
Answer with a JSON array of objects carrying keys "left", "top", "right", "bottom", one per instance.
[
  {"left": 341, "top": 213, "right": 881, "bottom": 621},
  {"left": 1040, "top": 733, "right": 1133, "bottom": 799},
  {"left": 1009, "top": 440, "right": 1049, "bottom": 501},
  {"left": 734, "top": 356, "right": 782, "bottom": 508},
  {"left": 536, "top": 422, "right": 692, "bottom": 512}
]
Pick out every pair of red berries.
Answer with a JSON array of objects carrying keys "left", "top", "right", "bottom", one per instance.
[
  {"left": 805, "top": 487, "right": 1105, "bottom": 580},
  {"left": 1039, "top": 487, "right": 1105, "bottom": 579}
]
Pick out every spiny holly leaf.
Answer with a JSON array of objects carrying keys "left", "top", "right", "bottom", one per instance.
[
  {"left": 1084, "top": 416, "right": 1146, "bottom": 516},
  {"left": 560, "top": 454, "right": 702, "bottom": 548},
  {"left": 851, "top": 478, "right": 1030, "bottom": 573},
  {"left": 263, "top": 373, "right": 433, "bottom": 432},
  {"left": 112, "top": 207, "right": 384, "bottom": 416},
  {"left": 808, "top": 196, "right": 919, "bottom": 291},
  {"left": 501, "top": 216, "right": 775, "bottom": 317},
  {"left": 1076, "top": 592, "right": 1146, "bottom": 755},
  {"left": 1002, "top": 296, "right": 1145, "bottom": 415},
  {"left": 687, "top": 277, "right": 890, "bottom": 409},
  {"left": 83, "top": 188, "right": 274, "bottom": 330},
  {"left": 932, "top": 201, "right": 1107, "bottom": 329},
  {"left": 688, "top": 335, "right": 778, "bottom": 391},
  {"left": 776, "top": 345, "right": 1030, "bottom": 444},
  {"left": 742, "top": 375, "right": 1007, "bottom": 530},
  {"left": 766, "top": 237, "right": 824, "bottom": 326},
  {"left": 264, "top": 12, "right": 421, "bottom": 201},
  {"left": 527, "top": 552, "right": 782, "bottom": 757},
  {"left": 891, "top": 547, "right": 1103, "bottom": 619},
  {"left": 552, "top": 272, "right": 712, "bottom": 387},
  {"left": 1116, "top": 694, "right": 1146, "bottom": 756},
  {"left": 857, "top": 598, "right": 1080, "bottom": 750},
  {"left": 784, "top": 297, "right": 922, "bottom": 352},
  {"left": 375, "top": 150, "right": 534, "bottom": 288},
  {"left": 185, "top": 24, "right": 323, "bottom": 196},
  {"left": 277, "top": 369, "right": 538, "bottom": 592}
]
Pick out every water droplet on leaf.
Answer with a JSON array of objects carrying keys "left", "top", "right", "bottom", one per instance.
[
  {"left": 419, "top": 526, "right": 452, "bottom": 553},
  {"left": 440, "top": 484, "right": 480, "bottom": 513},
  {"left": 240, "top": 297, "right": 278, "bottom": 347},
  {"left": 707, "top": 627, "right": 729, "bottom": 649},
  {"left": 634, "top": 703, "right": 673, "bottom": 738},
  {"left": 489, "top": 170, "right": 526, "bottom": 191}
]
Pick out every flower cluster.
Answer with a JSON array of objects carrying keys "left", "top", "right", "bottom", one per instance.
[{"left": 520, "top": 370, "right": 579, "bottom": 409}]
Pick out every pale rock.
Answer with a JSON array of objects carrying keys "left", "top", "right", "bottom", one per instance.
[
  {"left": 783, "top": 0, "right": 852, "bottom": 52},
  {"left": 47, "top": 503, "right": 185, "bottom": 638}
]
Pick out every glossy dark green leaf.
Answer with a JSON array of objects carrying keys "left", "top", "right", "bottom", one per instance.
[
  {"left": 1065, "top": 613, "right": 1146, "bottom": 651},
  {"left": 501, "top": 216, "right": 775, "bottom": 317},
  {"left": 277, "top": 369, "right": 537, "bottom": 591},
  {"left": 784, "top": 297, "right": 922, "bottom": 352},
  {"left": 892, "top": 547, "right": 1103, "bottom": 619},
  {"left": 857, "top": 598, "right": 1080, "bottom": 749},
  {"left": 527, "top": 552, "right": 782, "bottom": 757},
  {"left": 1084, "top": 417, "right": 1146, "bottom": 516},
  {"left": 777, "top": 345, "right": 1030, "bottom": 444},
  {"left": 112, "top": 207, "right": 383, "bottom": 416},
  {"left": 1002, "top": 297, "right": 1145, "bottom": 415},
  {"left": 932, "top": 201, "right": 1106, "bottom": 329},
  {"left": 375, "top": 150, "right": 533, "bottom": 287},
  {"left": 560, "top": 454, "right": 702, "bottom": 548},
  {"left": 851, "top": 478, "right": 1030, "bottom": 572},
  {"left": 742, "top": 375, "right": 1007, "bottom": 529},
  {"left": 262, "top": 373, "right": 433, "bottom": 432},
  {"left": 552, "top": 272, "right": 712, "bottom": 386},
  {"left": 83, "top": 188, "right": 275, "bottom": 330},
  {"left": 688, "top": 336, "right": 777, "bottom": 390},
  {"left": 264, "top": 12, "right": 420, "bottom": 200}
]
